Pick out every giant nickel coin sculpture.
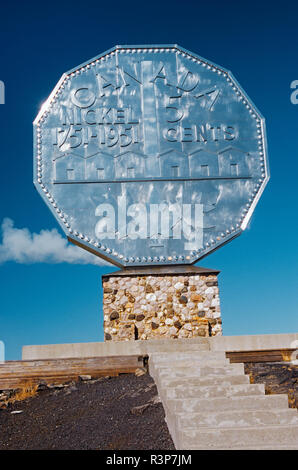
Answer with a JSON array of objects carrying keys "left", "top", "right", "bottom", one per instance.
[{"left": 33, "top": 45, "right": 269, "bottom": 267}]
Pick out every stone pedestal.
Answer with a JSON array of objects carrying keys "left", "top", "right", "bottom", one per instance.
[{"left": 102, "top": 266, "right": 222, "bottom": 342}]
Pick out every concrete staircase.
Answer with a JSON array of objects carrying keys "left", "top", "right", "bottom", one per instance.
[{"left": 149, "top": 348, "right": 298, "bottom": 450}]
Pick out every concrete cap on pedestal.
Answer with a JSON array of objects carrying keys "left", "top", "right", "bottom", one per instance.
[{"left": 102, "top": 265, "right": 220, "bottom": 278}]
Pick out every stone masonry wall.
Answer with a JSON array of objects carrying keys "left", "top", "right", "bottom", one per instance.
[{"left": 103, "top": 273, "right": 222, "bottom": 341}]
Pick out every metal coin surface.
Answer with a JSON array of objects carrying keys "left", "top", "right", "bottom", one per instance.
[{"left": 33, "top": 45, "right": 269, "bottom": 267}]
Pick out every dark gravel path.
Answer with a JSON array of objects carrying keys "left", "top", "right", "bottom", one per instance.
[
  {"left": 245, "top": 362, "right": 298, "bottom": 408},
  {"left": 0, "top": 374, "right": 174, "bottom": 450}
]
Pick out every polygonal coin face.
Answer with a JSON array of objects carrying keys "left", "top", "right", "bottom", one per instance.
[{"left": 33, "top": 45, "right": 269, "bottom": 267}]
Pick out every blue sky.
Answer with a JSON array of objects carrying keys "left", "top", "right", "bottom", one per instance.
[{"left": 0, "top": 0, "right": 297, "bottom": 359}]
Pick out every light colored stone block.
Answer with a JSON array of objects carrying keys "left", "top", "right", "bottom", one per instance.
[{"left": 102, "top": 271, "right": 222, "bottom": 341}]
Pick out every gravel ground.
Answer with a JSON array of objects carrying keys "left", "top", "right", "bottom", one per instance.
[
  {"left": 245, "top": 362, "right": 298, "bottom": 408},
  {"left": 1, "top": 362, "right": 296, "bottom": 450},
  {"left": 0, "top": 374, "right": 174, "bottom": 450}
]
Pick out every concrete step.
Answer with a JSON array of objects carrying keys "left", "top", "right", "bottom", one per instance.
[
  {"left": 175, "top": 408, "right": 298, "bottom": 428},
  {"left": 158, "top": 374, "right": 250, "bottom": 388},
  {"left": 149, "top": 351, "right": 227, "bottom": 362},
  {"left": 165, "top": 393, "right": 290, "bottom": 413},
  {"left": 155, "top": 363, "right": 245, "bottom": 378},
  {"left": 186, "top": 444, "right": 298, "bottom": 450},
  {"left": 144, "top": 340, "right": 209, "bottom": 353},
  {"left": 151, "top": 359, "right": 230, "bottom": 368},
  {"left": 165, "top": 383, "right": 265, "bottom": 400},
  {"left": 178, "top": 424, "right": 298, "bottom": 449},
  {"left": 148, "top": 345, "right": 298, "bottom": 451}
]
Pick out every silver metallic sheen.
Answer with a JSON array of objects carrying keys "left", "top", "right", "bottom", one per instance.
[{"left": 33, "top": 44, "right": 269, "bottom": 267}]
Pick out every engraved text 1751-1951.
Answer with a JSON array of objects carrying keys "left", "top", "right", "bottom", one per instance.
[{"left": 33, "top": 45, "right": 269, "bottom": 267}]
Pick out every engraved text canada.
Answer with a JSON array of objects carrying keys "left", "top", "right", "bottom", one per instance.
[{"left": 33, "top": 45, "right": 269, "bottom": 266}]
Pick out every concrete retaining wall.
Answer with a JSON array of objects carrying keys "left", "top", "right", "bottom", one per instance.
[{"left": 22, "top": 333, "right": 298, "bottom": 360}]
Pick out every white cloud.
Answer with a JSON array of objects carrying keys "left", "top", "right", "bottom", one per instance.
[{"left": 0, "top": 218, "right": 109, "bottom": 266}]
